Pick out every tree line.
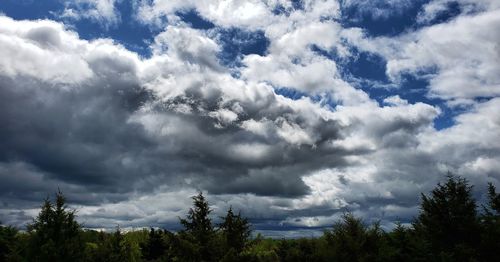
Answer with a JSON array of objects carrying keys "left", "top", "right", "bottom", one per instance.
[{"left": 1, "top": 175, "right": 500, "bottom": 261}]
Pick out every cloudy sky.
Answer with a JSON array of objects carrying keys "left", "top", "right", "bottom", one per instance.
[{"left": 0, "top": 0, "right": 499, "bottom": 237}]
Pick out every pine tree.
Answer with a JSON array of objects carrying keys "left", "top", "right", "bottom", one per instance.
[
  {"left": 324, "top": 213, "right": 367, "bottom": 262},
  {"left": 178, "top": 192, "right": 216, "bottom": 261},
  {"left": 479, "top": 182, "right": 500, "bottom": 261},
  {"left": 27, "top": 190, "right": 84, "bottom": 261},
  {"left": 0, "top": 222, "right": 20, "bottom": 261},
  {"left": 486, "top": 182, "right": 500, "bottom": 214},
  {"left": 386, "top": 222, "right": 428, "bottom": 262},
  {"left": 141, "top": 228, "right": 168, "bottom": 261},
  {"left": 414, "top": 175, "right": 480, "bottom": 261},
  {"left": 219, "top": 207, "right": 251, "bottom": 254}
]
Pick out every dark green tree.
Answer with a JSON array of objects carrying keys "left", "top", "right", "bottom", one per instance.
[
  {"left": 108, "top": 228, "right": 126, "bottom": 262},
  {"left": 413, "top": 175, "right": 480, "bottom": 261},
  {"left": 140, "top": 228, "right": 169, "bottom": 261},
  {"left": 0, "top": 222, "right": 21, "bottom": 261},
  {"left": 177, "top": 192, "right": 216, "bottom": 261},
  {"left": 485, "top": 182, "right": 500, "bottom": 214},
  {"left": 363, "top": 221, "right": 391, "bottom": 262},
  {"left": 219, "top": 207, "right": 251, "bottom": 255},
  {"left": 323, "top": 213, "right": 391, "bottom": 262},
  {"left": 27, "top": 190, "right": 84, "bottom": 262},
  {"left": 478, "top": 182, "right": 500, "bottom": 261},
  {"left": 85, "top": 226, "right": 141, "bottom": 262},
  {"left": 324, "top": 213, "right": 367, "bottom": 262},
  {"left": 384, "top": 221, "right": 435, "bottom": 262},
  {"left": 275, "top": 238, "right": 323, "bottom": 262}
]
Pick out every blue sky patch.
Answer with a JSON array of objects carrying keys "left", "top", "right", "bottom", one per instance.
[
  {"left": 339, "top": 0, "right": 426, "bottom": 36},
  {"left": 177, "top": 9, "right": 215, "bottom": 30},
  {"left": 213, "top": 27, "right": 270, "bottom": 67}
]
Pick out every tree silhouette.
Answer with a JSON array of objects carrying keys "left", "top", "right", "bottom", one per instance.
[
  {"left": 140, "top": 228, "right": 168, "bottom": 261},
  {"left": 414, "top": 175, "right": 480, "bottom": 261},
  {"left": 178, "top": 191, "right": 216, "bottom": 261},
  {"left": 386, "top": 222, "right": 422, "bottom": 262},
  {"left": 479, "top": 182, "right": 500, "bottom": 261},
  {"left": 324, "top": 213, "right": 368, "bottom": 261},
  {"left": 486, "top": 182, "right": 500, "bottom": 214},
  {"left": 27, "top": 190, "right": 84, "bottom": 261},
  {"left": 0, "top": 222, "right": 20, "bottom": 261},
  {"left": 219, "top": 207, "right": 251, "bottom": 254}
]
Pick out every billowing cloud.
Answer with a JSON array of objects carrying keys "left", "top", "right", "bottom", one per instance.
[
  {"left": 60, "top": 0, "right": 121, "bottom": 27},
  {"left": 0, "top": 13, "right": 353, "bottom": 223},
  {"left": 340, "top": 0, "right": 417, "bottom": 20},
  {"left": 346, "top": 4, "right": 500, "bottom": 105},
  {"left": 417, "top": 0, "right": 500, "bottom": 23}
]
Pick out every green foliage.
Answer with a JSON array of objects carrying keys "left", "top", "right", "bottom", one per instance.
[
  {"left": 485, "top": 182, "right": 500, "bottom": 214},
  {"left": 386, "top": 222, "right": 420, "bottom": 262},
  {"left": 219, "top": 207, "right": 251, "bottom": 254},
  {"left": 478, "top": 183, "right": 500, "bottom": 262},
  {"left": 179, "top": 192, "right": 214, "bottom": 240},
  {"left": 323, "top": 213, "right": 390, "bottom": 262},
  {"left": 0, "top": 222, "right": 21, "bottom": 261},
  {"left": 275, "top": 238, "right": 322, "bottom": 262},
  {"left": 243, "top": 237, "right": 280, "bottom": 262},
  {"left": 414, "top": 175, "right": 480, "bottom": 261},
  {"left": 176, "top": 191, "right": 217, "bottom": 261},
  {"left": 324, "top": 213, "right": 366, "bottom": 261},
  {"left": 140, "top": 228, "right": 173, "bottom": 261},
  {"left": 26, "top": 190, "right": 84, "bottom": 262},
  {"left": 82, "top": 228, "right": 142, "bottom": 262}
]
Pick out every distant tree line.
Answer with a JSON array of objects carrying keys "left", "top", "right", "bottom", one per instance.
[{"left": 1, "top": 175, "right": 500, "bottom": 261}]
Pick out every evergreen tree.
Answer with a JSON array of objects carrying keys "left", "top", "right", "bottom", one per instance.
[
  {"left": 413, "top": 175, "right": 480, "bottom": 261},
  {"left": 141, "top": 228, "right": 168, "bottom": 261},
  {"left": 108, "top": 228, "right": 126, "bottom": 262},
  {"left": 82, "top": 228, "right": 140, "bottom": 262},
  {"left": 275, "top": 238, "right": 323, "bottom": 262},
  {"left": 323, "top": 213, "right": 392, "bottom": 262},
  {"left": 219, "top": 207, "right": 251, "bottom": 254},
  {"left": 384, "top": 221, "right": 435, "bottom": 262},
  {"left": 363, "top": 221, "right": 390, "bottom": 262},
  {"left": 27, "top": 190, "right": 84, "bottom": 262},
  {"left": 478, "top": 182, "right": 500, "bottom": 261},
  {"left": 324, "top": 213, "right": 367, "bottom": 262},
  {"left": 90, "top": 226, "right": 142, "bottom": 262},
  {"left": 0, "top": 222, "right": 20, "bottom": 261},
  {"left": 486, "top": 182, "right": 500, "bottom": 214},
  {"left": 177, "top": 192, "right": 216, "bottom": 261}
]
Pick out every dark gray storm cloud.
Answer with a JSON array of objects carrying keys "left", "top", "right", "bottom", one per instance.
[
  {"left": 0, "top": 72, "right": 348, "bottom": 202},
  {"left": 0, "top": 17, "right": 356, "bottom": 213}
]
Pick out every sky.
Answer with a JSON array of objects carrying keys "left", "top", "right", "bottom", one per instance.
[{"left": 0, "top": 0, "right": 499, "bottom": 237}]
